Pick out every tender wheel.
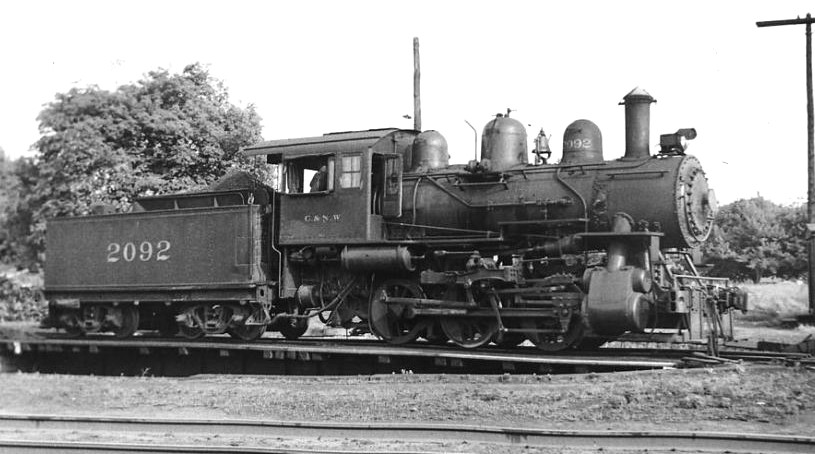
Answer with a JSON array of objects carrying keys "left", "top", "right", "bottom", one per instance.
[
  {"left": 60, "top": 310, "right": 84, "bottom": 337},
  {"left": 228, "top": 324, "right": 267, "bottom": 341},
  {"left": 177, "top": 305, "right": 206, "bottom": 339},
  {"left": 227, "top": 305, "right": 268, "bottom": 341},
  {"left": 369, "top": 279, "right": 425, "bottom": 345},
  {"left": 522, "top": 315, "right": 584, "bottom": 352},
  {"left": 441, "top": 291, "right": 499, "bottom": 349},
  {"left": 178, "top": 324, "right": 204, "bottom": 339},
  {"left": 79, "top": 305, "right": 104, "bottom": 334},
  {"left": 109, "top": 305, "right": 139, "bottom": 338},
  {"left": 178, "top": 303, "right": 231, "bottom": 336}
]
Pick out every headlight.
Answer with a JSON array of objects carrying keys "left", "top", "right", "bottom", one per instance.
[{"left": 659, "top": 128, "right": 697, "bottom": 154}]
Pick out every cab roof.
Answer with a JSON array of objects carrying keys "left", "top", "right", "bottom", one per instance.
[{"left": 242, "top": 128, "right": 417, "bottom": 163}]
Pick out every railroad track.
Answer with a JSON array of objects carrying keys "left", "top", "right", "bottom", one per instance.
[
  {"left": 1, "top": 414, "right": 814, "bottom": 453},
  {"left": 2, "top": 335, "right": 683, "bottom": 373},
  {"left": 12, "top": 328, "right": 814, "bottom": 358},
  {"left": 3, "top": 329, "right": 812, "bottom": 377},
  {"left": 6, "top": 333, "right": 812, "bottom": 363}
]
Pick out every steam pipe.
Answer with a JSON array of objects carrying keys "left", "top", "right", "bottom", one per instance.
[
  {"left": 606, "top": 213, "right": 634, "bottom": 272},
  {"left": 465, "top": 120, "right": 478, "bottom": 162}
]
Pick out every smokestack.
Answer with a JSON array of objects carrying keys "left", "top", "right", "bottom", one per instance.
[{"left": 621, "top": 87, "right": 656, "bottom": 160}]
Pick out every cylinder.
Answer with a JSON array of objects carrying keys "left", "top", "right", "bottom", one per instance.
[
  {"left": 411, "top": 130, "right": 449, "bottom": 171},
  {"left": 481, "top": 114, "right": 528, "bottom": 171},
  {"left": 561, "top": 119, "right": 603, "bottom": 164},
  {"left": 621, "top": 87, "right": 656, "bottom": 160},
  {"left": 340, "top": 246, "right": 415, "bottom": 272},
  {"left": 586, "top": 268, "right": 652, "bottom": 335}
]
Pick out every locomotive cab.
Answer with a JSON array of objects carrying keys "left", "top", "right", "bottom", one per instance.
[{"left": 244, "top": 128, "right": 416, "bottom": 245}]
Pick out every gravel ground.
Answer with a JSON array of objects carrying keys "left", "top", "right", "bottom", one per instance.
[
  {"left": 1, "top": 320, "right": 814, "bottom": 452},
  {"left": 0, "top": 365, "right": 813, "bottom": 452}
]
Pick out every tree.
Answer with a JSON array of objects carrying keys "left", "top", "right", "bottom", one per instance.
[
  {"left": 0, "top": 150, "right": 19, "bottom": 260},
  {"left": 703, "top": 197, "right": 808, "bottom": 282},
  {"left": 0, "top": 147, "right": 11, "bottom": 212},
  {"left": 4, "top": 63, "right": 263, "bottom": 267}
]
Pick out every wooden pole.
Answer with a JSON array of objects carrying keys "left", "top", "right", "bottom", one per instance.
[
  {"left": 757, "top": 14, "right": 815, "bottom": 316},
  {"left": 809, "top": 16, "right": 814, "bottom": 316},
  {"left": 413, "top": 37, "right": 422, "bottom": 131}
]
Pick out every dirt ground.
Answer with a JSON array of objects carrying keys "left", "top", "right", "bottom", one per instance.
[
  {"left": 0, "top": 364, "right": 813, "bottom": 453},
  {"left": 1, "top": 313, "right": 814, "bottom": 452}
]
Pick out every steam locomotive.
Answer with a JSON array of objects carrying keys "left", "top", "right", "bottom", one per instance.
[{"left": 44, "top": 87, "right": 746, "bottom": 351}]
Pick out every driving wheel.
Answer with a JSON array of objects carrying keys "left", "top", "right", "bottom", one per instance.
[
  {"left": 369, "top": 279, "right": 425, "bottom": 344},
  {"left": 522, "top": 315, "right": 584, "bottom": 352},
  {"left": 440, "top": 291, "right": 499, "bottom": 349}
]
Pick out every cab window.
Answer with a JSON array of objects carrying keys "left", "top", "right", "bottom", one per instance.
[
  {"left": 340, "top": 154, "right": 362, "bottom": 189},
  {"left": 282, "top": 156, "right": 335, "bottom": 194}
]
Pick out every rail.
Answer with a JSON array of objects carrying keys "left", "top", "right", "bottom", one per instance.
[
  {"left": 1, "top": 414, "right": 814, "bottom": 453},
  {"left": 1, "top": 336, "right": 681, "bottom": 369}
]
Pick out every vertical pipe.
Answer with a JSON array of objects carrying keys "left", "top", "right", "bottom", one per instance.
[
  {"left": 621, "top": 87, "right": 656, "bottom": 160},
  {"left": 413, "top": 37, "right": 422, "bottom": 132},
  {"left": 465, "top": 120, "right": 478, "bottom": 162}
]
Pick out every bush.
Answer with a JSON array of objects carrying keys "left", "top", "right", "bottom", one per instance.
[
  {"left": 703, "top": 198, "right": 807, "bottom": 282},
  {"left": 0, "top": 277, "right": 46, "bottom": 322}
]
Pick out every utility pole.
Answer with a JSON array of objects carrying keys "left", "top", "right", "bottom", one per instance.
[
  {"left": 413, "top": 37, "right": 422, "bottom": 132},
  {"left": 757, "top": 14, "right": 815, "bottom": 322}
]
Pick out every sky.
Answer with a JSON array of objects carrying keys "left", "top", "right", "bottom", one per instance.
[{"left": 1, "top": 0, "right": 813, "bottom": 206}]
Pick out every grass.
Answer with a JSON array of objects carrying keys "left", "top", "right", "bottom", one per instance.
[
  {"left": 736, "top": 281, "right": 810, "bottom": 324},
  {"left": 729, "top": 281, "right": 815, "bottom": 345}
]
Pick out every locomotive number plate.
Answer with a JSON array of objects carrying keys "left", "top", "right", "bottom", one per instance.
[
  {"left": 564, "top": 138, "right": 593, "bottom": 149},
  {"left": 106, "top": 240, "right": 171, "bottom": 263}
]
